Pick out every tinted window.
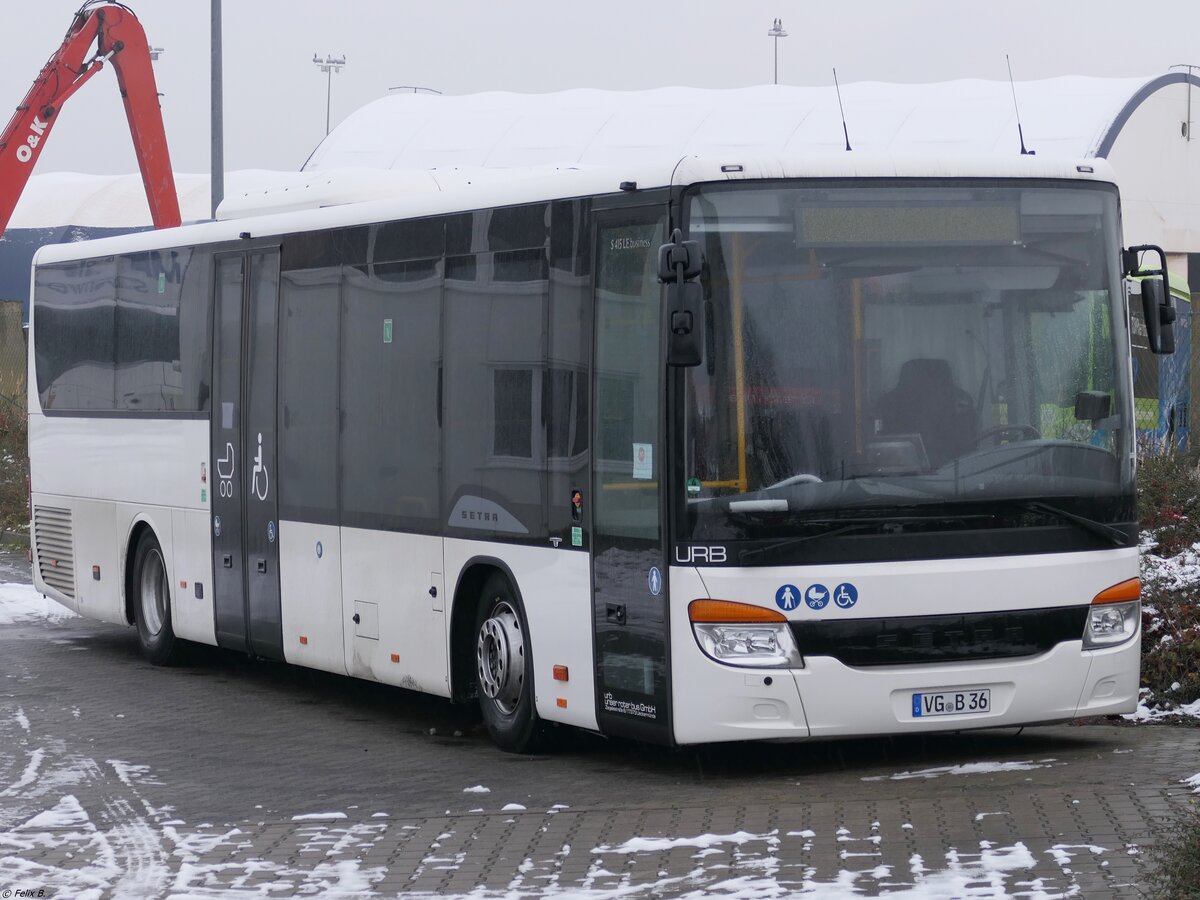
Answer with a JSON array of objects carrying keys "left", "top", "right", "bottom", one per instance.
[
  {"left": 281, "top": 227, "right": 369, "bottom": 270},
  {"left": 372, "top": 217, "right": 444, "bottom": 262},
  {"left": 485, "top": 203, "right": 549, "bottom": 252},
  {"left": 546, "top": 200, "right": 592, "bottom": 538},
  {"left": 443, "top": 250, "right": 548, "bottom": 538},
  {"left": 179, "top": 249, "right": 213, "bottom": 411},
  {"left": 279, "top": 267, "right": 340, "bottom": 523},
  {"left": 35, "top": 256, "right": 117, "bottom": 410},
  {"left": 340, "top": 260, "right": 442, "bottom": 531},
  {"left": 116, "top": 251, "right": 183, "bottom": 411}
]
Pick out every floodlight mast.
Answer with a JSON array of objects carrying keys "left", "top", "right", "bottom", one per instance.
[
  {"left": 767, "top": 18, "right": 788, "bottom": 86},
  {"left": 313, "top": 53, "right": 347, "bottom": 136}
]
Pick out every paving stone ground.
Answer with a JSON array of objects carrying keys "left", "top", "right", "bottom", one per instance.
[{"left": 1, "top": 565, "right": 1197, "bottom": 897}]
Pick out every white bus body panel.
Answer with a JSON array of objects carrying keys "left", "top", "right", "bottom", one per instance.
[
  {"left": 167, "top": 507, "right": 216, "bottom": 646},
  {"left": 28, "top": 412, "right": 216, "bottom": 644},
  {"left": 279, "top": 520, "right": 347, "bottom": 676},
  {"left": 340, "top": 527, "right": 448, "bottom": 696},
  {"left": 671, "top": 549, "right": 1139, "bottom": 744},
  {"left": 444, "top": 539, "right": 598, "bottom": 732}
]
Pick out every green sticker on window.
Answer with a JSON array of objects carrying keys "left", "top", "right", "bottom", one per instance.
[
  {"left": 571, "top": 526, "right": 583, "bottom": 547},
  {"left": 687, "top": 477, "right": 702, "bottom": 495},
  {"left": 157, "top": 272, "right": 166, "bottom": 293},
  {"left": 383, "top": 318, "right": 393, "bottom": 343}
]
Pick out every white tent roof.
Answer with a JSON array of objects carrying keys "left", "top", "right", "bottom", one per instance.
[{"left": 303, "top": 77, "right": 1155, "bottom": 172}]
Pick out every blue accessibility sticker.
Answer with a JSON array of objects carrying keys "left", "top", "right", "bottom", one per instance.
[
  {"left": 804, "top": 584, "right": 830, "bottom": 610},
  {"left": 648, "top": 566, "right": 662, "bottom": 596},
  {"left": 775, "top": 584, "right": 801, "bottom": 611},
  {"left": 833, "top": 582, "right": 858, "bottom": 608}
]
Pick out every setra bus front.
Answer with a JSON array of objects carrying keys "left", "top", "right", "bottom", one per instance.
[{"left": 662, "top": 170, "right": 1171, "bottom": 743}]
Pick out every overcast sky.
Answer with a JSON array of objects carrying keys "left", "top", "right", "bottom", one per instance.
[{"left": 7, "top": 0, "right": 1200, "bottom": 176}]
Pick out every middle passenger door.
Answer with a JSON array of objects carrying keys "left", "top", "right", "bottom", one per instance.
[{"left": 337, "top": 247, "right": 447, "bottom": 694}]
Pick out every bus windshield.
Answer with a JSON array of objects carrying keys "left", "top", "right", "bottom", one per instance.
[{"left": 681, "top": 181, "right": 1134, "bottom": 550}]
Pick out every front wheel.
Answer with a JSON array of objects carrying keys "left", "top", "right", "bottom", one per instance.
[
  {"left": 474, "top": 574, "right": 543, "bottom": 753},
  {"left": 132, "top": 531, "right": 183, "bottom": 666}
]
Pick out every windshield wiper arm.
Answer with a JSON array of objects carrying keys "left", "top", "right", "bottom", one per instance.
[
  {"left": 737, "top": 512, "right": 993, "bottom": 564},
  {"left": 1012, "top": 500, "right": 1129, "bottom": 547},
  {"left": 739, "top": 521, "right": 875, "bottom": 564}
]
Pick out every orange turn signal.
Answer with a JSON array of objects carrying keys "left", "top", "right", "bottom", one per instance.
[
  {"left": 552, "top": 665, "right": 569, "bottom": 682},
  {"left": 688, "top": 599, "right": 787, "bottom": 624},
  {"left": 1092, "top": 577, "right": 1140, "bottom": 604}
]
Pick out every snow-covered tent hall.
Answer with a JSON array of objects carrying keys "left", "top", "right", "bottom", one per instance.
[{"left": 6, "top": 72, "right": 1200, "bottom": 437}]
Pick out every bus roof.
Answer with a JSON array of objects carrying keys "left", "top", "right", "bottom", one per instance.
[{"left": 33, "top": 153, "right": 1116, "bottom": 268}]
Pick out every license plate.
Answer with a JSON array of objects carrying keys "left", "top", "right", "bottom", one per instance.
[{"left": 911, "top": 689, "right": 991, "bottom": 717}]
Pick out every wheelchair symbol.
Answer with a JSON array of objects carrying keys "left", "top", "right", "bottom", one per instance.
[
  {"left": 834, "top": 583, "right": 858, "bottom": 608},
  {"left": 251, "top": 433, "right": 269, "bottom": 501}
]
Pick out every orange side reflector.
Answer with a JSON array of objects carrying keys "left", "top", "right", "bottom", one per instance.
[
  {"left": 689, "top": 599, "right": 787, "bottom": 623},
  {"left": 1092, "top": 577, "right": 1140, "bottom": 604},
  {"left": 390, "top": 653, "right": 400, "bottom": 663},
  {"left": 299, "top": 635, "right": 308, "bottom": 645},
  {"left": 552, "top": 665, "right": 569, "bottom": 682},
  {"left": 556, "top": 697, "right": 568, "bottom": 708}
]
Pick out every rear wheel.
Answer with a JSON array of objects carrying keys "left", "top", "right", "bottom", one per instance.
[
  {"left": 132, "top": 531, "right": 182, "bottom": 666},
  {"left": 474, "top": 573, "right": 542, "bottom": 753}
]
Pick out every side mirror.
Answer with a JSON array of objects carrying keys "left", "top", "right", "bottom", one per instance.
[
  {"left": 659, "top": 229, "right": 705, "bottom": 367},
  {"left": 1124, "top": 243, "right": 1177, "bottom": 355},
  {"left": 1139, "top": 276, "right": 1177, "bottom": 355},
  {"left": 665, "top": 281, "right": 704, "bottom": 367}
]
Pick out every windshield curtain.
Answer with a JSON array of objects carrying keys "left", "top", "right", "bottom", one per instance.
[{"left": 681, "top": 181, "right": 1132, "bottom": 543}]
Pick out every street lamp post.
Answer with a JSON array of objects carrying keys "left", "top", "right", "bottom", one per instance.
[
  {"left": 767, "top": 18, "right": 787, "bottom": 85},
  {"left": 312, "top": 53, "right": 347, "bottom": 136}
]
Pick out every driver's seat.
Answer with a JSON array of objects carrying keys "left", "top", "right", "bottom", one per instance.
[{"left": 878, "top": 358, "right": 978, "bottom": 468}]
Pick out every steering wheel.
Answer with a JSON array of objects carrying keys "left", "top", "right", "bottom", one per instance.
[
  {"left": 975, "top": 423, "right": 1041, "bottom": 447},
  {"left": 764, "top": 473, "right": 823, "bottom": 490}
]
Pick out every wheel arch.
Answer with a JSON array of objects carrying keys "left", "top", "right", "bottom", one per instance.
[{"left": 448, "top": 556, "right": 528, "bottom": 703}]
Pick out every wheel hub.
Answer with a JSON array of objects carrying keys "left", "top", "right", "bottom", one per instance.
[
  {"left": 139, "top": 548, "right": 167, "bottom": 637},
  {"left": 476, "top": 601, "right": 524, "bottom": 714}
]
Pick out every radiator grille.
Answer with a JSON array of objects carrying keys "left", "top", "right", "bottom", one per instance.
[{"left": 33, "top": 506, "right": 75, "bottom": 600}]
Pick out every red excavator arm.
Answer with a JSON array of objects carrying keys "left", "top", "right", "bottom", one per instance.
[{"left": 0, "top": 1, "right": 181, "bottom": 236}]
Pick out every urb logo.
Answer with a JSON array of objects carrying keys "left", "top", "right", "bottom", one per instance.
[{"left": 674, "top": 545, "right": 727, "bottom": 564}]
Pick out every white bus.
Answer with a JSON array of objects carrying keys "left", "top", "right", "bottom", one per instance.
[{"left": 28, "top": 155, "right": 1170, "bottom": 751}]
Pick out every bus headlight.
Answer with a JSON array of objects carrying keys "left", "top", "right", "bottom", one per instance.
[
  {"left": 1083, "top": 578, "right": 1140, "bottom": 649},
  {"left": 1083, "top": 600, "right": 1140, "bottom": 648},
  {"left": 689, "top": 599, "right": 803, "bottom": 668}
]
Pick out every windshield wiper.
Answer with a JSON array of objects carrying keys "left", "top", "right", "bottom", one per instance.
[
  {"left": 1009, "top": 500, "right": 1129, "bottom": 547},
  {"left": 738, "top": 512, "right": 993, "bottom": 564}
]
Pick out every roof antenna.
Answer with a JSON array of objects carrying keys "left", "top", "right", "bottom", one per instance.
[
  {"left": 1006, "top": 54, "right": 1035, "bottom": 155},
  {"left": 833, "top": 68, "right": 852, "bottom": 151}
]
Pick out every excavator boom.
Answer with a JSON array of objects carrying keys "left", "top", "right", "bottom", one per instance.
[{"left": 0, "top": 1, "right": 181, "bottom": 236}]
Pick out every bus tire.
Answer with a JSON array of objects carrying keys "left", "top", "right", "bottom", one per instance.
[
  {"left": 131, "top": 531, "right": 182, "bottom": 666},
  {"left": 474, "top": 573, "right": 543, "bottom": 753}
]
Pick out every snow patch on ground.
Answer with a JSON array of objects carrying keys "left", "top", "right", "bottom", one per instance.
[
  {"left": 462, "top": 785, "right": 490, "bottom": 793},
  {"left": 1183, "top": 772, "right": 1200, "bottom": 794},
  {"left": 862, "top": 760, "right": 1058, "bottom": 781},
  {"left": 0, "top": 582, "right": 76, "bottom": 625}
]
